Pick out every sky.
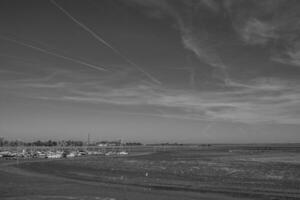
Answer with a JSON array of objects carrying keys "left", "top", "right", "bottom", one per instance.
[{"left": 1, "top": 0, "right": 300, "bottom": 143}]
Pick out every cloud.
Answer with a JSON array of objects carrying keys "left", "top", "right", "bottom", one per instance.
[
  {"left": 21, "top": 82, "right": 67, "bottom": 89},
  {"left": 2, "top": 58, "right": 298, "bottom": 124},
  {"left": 272, "top": 43, "right": 300, "bottom": 67},
  {"left": 126, "top": 0, "right": 300, "bottom": 73},
  {"left": 224, "top": 0, "right": 300, "bottom": 67},
  {"left": 8, "top": 74, "right": 298, "bottom": 124},
  {"left": 180, "top": 26, "right": 226, "bottom": 71},
  {"left": 2, "top": 0, "right": 300, "bottom": 125},
  {"left": 239, "top": 18, "right": 277, "bottom": 45},
  {"left": 284, "top": 50, "right": 300, "bottom": 66},
  {"left": 124, "top": 0, "right": 229, "bottom": 82}
]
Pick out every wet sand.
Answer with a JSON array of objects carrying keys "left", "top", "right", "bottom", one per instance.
[{"left": 1, "top": 145, "right": 300, "bottom": 200}]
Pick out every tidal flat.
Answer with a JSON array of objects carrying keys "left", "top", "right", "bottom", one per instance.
[{"left": 1, "top": 144, "right": 300, "bottom": 200}]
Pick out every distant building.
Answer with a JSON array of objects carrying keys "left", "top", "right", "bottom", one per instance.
[
  {"left": 97, "top": 143, "right": 108, "bottom": 147},
  {"left": 97, "top": 140, "right": 122, "bottom": 147}
]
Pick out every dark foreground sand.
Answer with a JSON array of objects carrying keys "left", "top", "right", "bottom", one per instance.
[
  {"left": 1, "top": 145, "right": 300, "bottom": 200},
  {"left": 0, "top": 161, "right": 247, "bottom": 200}
]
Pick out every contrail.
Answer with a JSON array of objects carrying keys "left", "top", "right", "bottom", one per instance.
[
  {"left": 50, "top": 0, "right": 161, "bottom": 85},
  {"left": 0, "top": 35, "right": 107, "bottom": 72}
]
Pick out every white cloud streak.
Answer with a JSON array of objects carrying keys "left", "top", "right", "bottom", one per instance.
[
  {"left": 272, "top": 44, "right": 300, "bottom": 67},
  {"left": 50, "top": 0, "right": 161, "bottom": 85},
  {"left": 4, "top": 74, "right": 299, "bottom": 124},
  {"left": 124, "top": 0, "right": 230, "bottom": 82},
  {"left": 239, "top": 18, "right": 278, "bottom": 45},
  {"left": 225, "top": 0, "right": 300, "bottom": 68},
  {"left": 0, "top": 35, "right": 108, "bottom": 72}
]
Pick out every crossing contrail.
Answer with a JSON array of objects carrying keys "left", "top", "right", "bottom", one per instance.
[
  {"left": 0, "top": 35, "right": 107, "bottom": 72},
  {"left": 50, "top": 0, "right": 161, "bottom": 85}
]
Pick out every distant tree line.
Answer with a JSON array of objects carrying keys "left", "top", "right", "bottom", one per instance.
[
  {"left": 147, "top": 142, "right": 184, "bottom": 146},
  {"left": 0, "top": 137, "right": 143, "bottom": 147},
  {"left": 0, "top": 139, "right": 84, "bottom": 147},
  {"left": 124, "top": 142, "right": 142, "bottom": 146}
]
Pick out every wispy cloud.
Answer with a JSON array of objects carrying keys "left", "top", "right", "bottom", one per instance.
[
  {"left": 238, "top": 18, "right": 277, "bottom": 45},
  {"left": 272, "top": 44, "right": 300, "bottom": 67},
  {"left": 224, "top": 0, "right": 300, "bottom": 68},
  {"left": 6, "top": 72, "right": 299, "bottom": 124},
  {"left": 134, "top": 0, "right": 293, "bottom": 81},
  {"left": 124, "top": 0, "right": 230, "bottom": 82},
  {"left": 2, "top": 0, "right": 300, "bottom": 126}
]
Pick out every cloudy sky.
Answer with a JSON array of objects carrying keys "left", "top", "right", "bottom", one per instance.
[{"left": 1, "top": 0, "right": 300, "bottom": 143}]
